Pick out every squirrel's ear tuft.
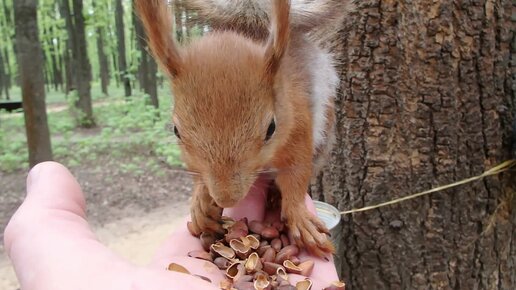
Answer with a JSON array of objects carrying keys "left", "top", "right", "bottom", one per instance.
[
  {"left": 264, "top": 0, "right": 291, "bottom": 78},
  {"left": 134, "top": 0, "right": 182, "bottom": 77}
]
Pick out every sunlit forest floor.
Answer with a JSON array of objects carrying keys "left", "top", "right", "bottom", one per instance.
[{"left": 0, "top": 84, "right": 194, "bottom": 289}]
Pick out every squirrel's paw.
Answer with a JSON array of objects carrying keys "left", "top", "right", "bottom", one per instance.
[
  {"left": 189, "top": 196, "right": 224, "bottom": 236},
  {"left": 283, "top": 205, "right": 335, "bottom": 257}
]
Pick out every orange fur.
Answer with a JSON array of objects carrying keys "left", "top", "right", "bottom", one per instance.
[{"left": 135, "top": 0, "right": 336, "bottom": 256}]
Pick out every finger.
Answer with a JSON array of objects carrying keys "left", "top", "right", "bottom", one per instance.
[
  {"left": 5, "top": 162, "right": 224, "bottom": 290},
  {"left": 3, "top": 162, "right": 131, "bottom": 289}
]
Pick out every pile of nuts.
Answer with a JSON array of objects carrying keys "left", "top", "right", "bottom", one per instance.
[{"left": 165, "top": 217, "right": 345, "bottom": 290}]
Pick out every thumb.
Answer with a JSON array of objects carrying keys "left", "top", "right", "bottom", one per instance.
[{"left": 3, "top": 162, "right": 131, "bottom": 289}]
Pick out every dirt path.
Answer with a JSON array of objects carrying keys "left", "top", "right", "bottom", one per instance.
[
  {"left": 0, "top": 99, "right": 123, "bottom": 119},
  {"left": 0, "top": 201, "right": 190, "bottom": 290}
]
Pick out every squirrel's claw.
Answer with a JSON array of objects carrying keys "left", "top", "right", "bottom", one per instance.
[{"left": 284, "top": 206, "right": 335, "bottom": 258}]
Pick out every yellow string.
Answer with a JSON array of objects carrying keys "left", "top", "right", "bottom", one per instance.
[{"left": 340, "top": 160, "right": 516, "bottom": 215}]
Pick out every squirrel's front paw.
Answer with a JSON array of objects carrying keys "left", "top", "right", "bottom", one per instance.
[
  {"left": 189, "top": 194, "right": 224, "bottom": 236},
  {"left": 283, "top": 205, "right": 334, "bottom": 257}
]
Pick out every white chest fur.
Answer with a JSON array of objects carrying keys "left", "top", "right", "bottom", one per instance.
[{"left": 308, "top": 47, "right": 339, "bottom": 151}]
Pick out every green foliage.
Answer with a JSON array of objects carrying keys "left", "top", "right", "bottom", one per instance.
[{"left": 0, "top": 92, "right": 182, "bottom": 173}]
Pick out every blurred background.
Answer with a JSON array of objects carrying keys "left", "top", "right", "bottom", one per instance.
[{"left": 0, "top": 1, "right": 201, "bottom": 288}]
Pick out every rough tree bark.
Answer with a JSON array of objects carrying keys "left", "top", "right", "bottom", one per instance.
[
  {"left": 115, "top": 0, "right": 131, "bottom": 97},
  {"left": 311, "top": 0, "right": 515, "bottom": 289},
  {"left": 13, "top": 0, "right": 53, "bottom": 166}
]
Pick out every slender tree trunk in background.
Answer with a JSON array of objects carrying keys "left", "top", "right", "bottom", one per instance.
[
  {"left": 59, "top": 0, "right": 75, "bottom": 94},
  {"left": 112, "top": 52, "right": 119, "bottom": 87},
  {"left": 53, "top": 18, "right": 64, "bottom": 92},
  {"left": 115, "top": 0, "right": 131, "bottom": 97},
  {"left": 41, "top": 25, "right": 55, "bottom": 91},
  {"left": 93, "top": 0, "right": 110, "bottom": 96},
  {"left": 0, "top": 50, "right": 5, "bottom": 99},
  {"left": 62, "top": 43, "right": 73, "bottom": 94},
  {"left": 133, "top": 5, "right": 159, "bottom": 111},
  {"left": 2, "top": 0, "right": 12, "bottom": 99},
  {"left": 71, "top": 0, "right": 94, "bottom": 127},
  {"left": 96, "top": 29, "right": 110, "bottom": 96},
  {"left": 133, "top": 10, "right": 146, "bottom": 90},
  {"left": 13, "top": 0, "right": 53, "bottom": 167},
  {"left": 106, "top": 14, "right": 120, "bottom": 88},
  {"left": 174, "top": 0, "right": 183, "bottom": 43},
  {"left": 311, "top": 1, "right": 515, "bottom": 289},
  {"left": 2, "top": 48, "right": 11, "bottom": 99},
  {"left": 185, "top": 10, "right": 193, "bottom": 38},
  {"left": 146, "top": 57, "right": 158, "bottom": 110},
  {"left": 48, "top": 26, "right": 62, "bottom": 91}
]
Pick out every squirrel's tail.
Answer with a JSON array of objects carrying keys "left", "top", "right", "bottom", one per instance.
[{"left": 180, "top": 0, "right": 354, "bottom": 39}]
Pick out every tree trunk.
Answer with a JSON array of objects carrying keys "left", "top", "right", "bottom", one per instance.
[
  {"left": 48, "top": 26, "right": 62, "bottom": 92},
  {"left": 1, "top": 0, "right": 12, "bottom": 99},
  {"left": 97, "top": 28, "right": 110, "bottom": 96},
  {"left": 174, "top": 0, "right": 184, "bottom": 43},
  {"left": 0, "top": 49, "right": 5, "bottom": 99},
  {"left": 115, "top": 0, "right": 131, "bottom": 97},
  {"left": 54, "top": 33, "right": 64, "bottom": 92},
  {"left": 146, "top": 56, "right": 158, "bottom": 110},
  {"left": 70, "top": 0, "right": 94, "bottom": 127},
  {"left": 2, "top": 48, "right": 11, "bottom": 100},
  {"left": 133, "top": 4, "right": 159, "bottom": 111},
  {"left": 59, "top": 0, "right": 75, "bottom": 94},
  {"left": 13, "top": 0, "right": 53, "bottom": 167},
  {"left": 311, "top": 1, "right": 515, "bottom": 289},
  {"left": 93, "top": 1, "right": 110, "bottom": 96}
]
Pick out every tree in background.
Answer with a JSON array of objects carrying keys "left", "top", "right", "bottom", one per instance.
[
  {"left": 133, "top": 0, "right": 158, "bottom": 111},
  {"left": 0, "top": 45, "right": 7, "bottom": 99},
  {"left": 70, "top": 0, "right": 94, "bottom": 126},
  {"left": 13, "top": 0, "right": 52, "bottom": 166},
  {"left": 93, "top": 0, "right": 110, "bottom": 96},
  {"left": 39, "top": 0, "right": 64, "bottom": 92},
  {"left": 58, "top": 0, "right": 74, "bottom": 94},
  {"left": 0, "top": 0, "right": 13, "bottom": 100},
  {"left": 311, "top": 0, "right": 515, "bottom": 288},
  {"left": 115, "top": 0, "right": 131, "bottom": 97}
]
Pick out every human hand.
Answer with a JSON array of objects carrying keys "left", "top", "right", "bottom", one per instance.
[{"left": 4, "top": 162, "right": 338, "bottom": 290}]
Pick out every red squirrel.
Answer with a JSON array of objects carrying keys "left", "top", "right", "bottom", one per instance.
[{"left": 135, "top": 0, "right": 350, "bottom": 256}]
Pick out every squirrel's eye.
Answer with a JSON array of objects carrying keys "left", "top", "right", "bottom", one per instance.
[
  {"left": 173, "top": 126, "right": 181, "bottom": 140},
  {"left": 265, "top": 119, "right": 275, "bottom": 142}
]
